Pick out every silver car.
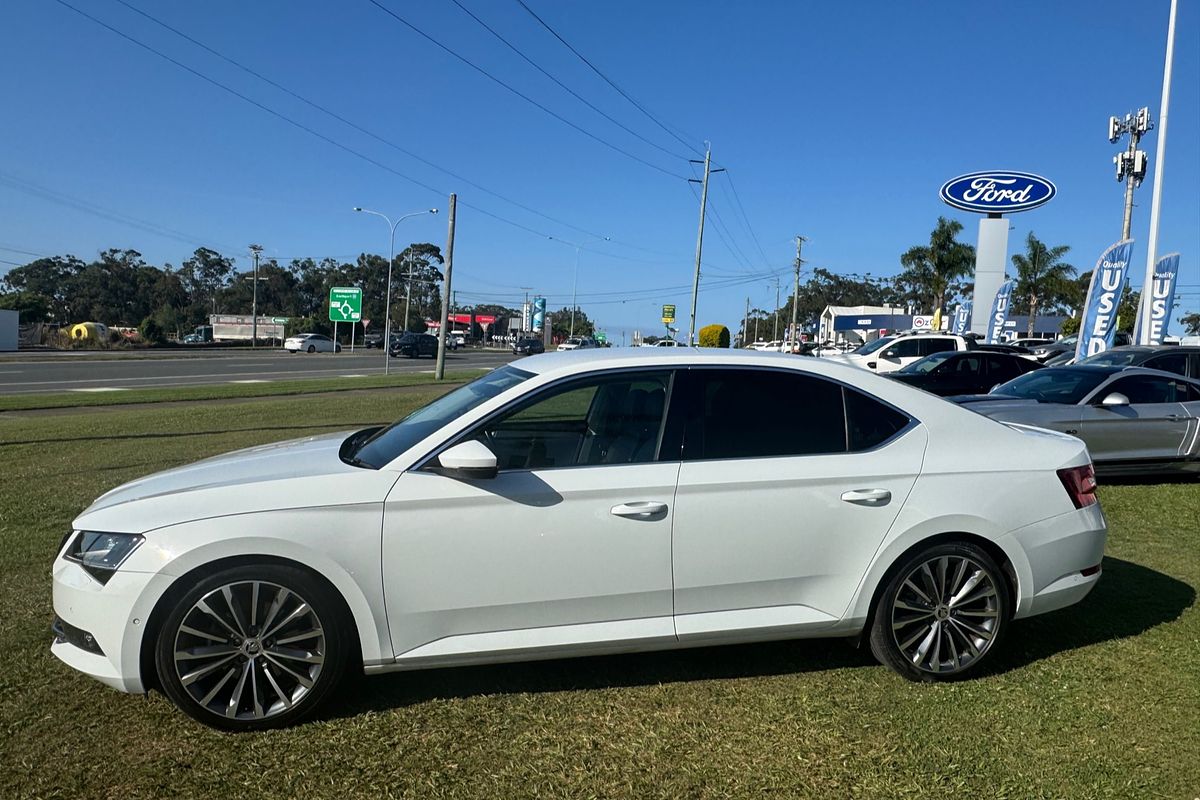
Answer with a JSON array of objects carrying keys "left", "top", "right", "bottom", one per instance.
[{"left": 953, "top": 365, "right": 1200, "bottom": 476}]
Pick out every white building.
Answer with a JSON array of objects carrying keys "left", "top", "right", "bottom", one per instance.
[{"left": 818, "top": 305, "right": 907, "bottom": 344}]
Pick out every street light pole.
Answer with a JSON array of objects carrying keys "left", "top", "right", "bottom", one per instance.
[
  {"left": 353, "top": 207, "right": 438, "bottom": 375},
  {"left": 248, "top": 244, "right": 262, "bottom": 348},
  {"left": 548, "top": 233, "right": 609, "bottom": 338}
]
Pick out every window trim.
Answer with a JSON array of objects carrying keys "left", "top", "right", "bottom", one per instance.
[
  {"left": 413, "top": 366, "right": 679, "bottom": 475},
  {"left": 671, "top": 364, "right": 918, "bottom": 464}
]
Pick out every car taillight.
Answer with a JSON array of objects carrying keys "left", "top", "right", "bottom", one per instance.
[{"left": 1057, "top": 464, "right": 1098, "bottom": 509}]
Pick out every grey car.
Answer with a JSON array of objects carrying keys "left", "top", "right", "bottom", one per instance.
[
  {"left": 952, "top": 365, "right": 1200, "bottom": 477},
  {"left": 1076, "top": 345, "right": 1200, "bottom": 379}
]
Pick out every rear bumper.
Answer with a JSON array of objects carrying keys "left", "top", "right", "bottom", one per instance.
[{"left": 1004, "top": 503, "right": 1107, "bottom": 620}]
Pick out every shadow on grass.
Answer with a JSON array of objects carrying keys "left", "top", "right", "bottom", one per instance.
[
  {"left": 0, "top": 423, "right": 385, "bottom": 447},
  {"left": 330, "top": 557, "right": 1192, "bottom": 718}
]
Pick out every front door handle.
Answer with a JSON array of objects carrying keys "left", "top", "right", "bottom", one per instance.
[
  {"left": 841, "top": 488, "right": 892, "bottom": 506},
  {"left": 1164, "top": 414, "right": 1184, "bottom": 420},
  {"left": 610, "top": 501, "right": 668, "bottom": 519}
]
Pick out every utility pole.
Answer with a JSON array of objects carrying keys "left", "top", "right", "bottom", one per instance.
[
  {"left": 687, "top": 143, "right": 724, "bottom": 345},
  {"left": 772, "top": 277, "right": 781, "bottom": 342},
  {"left": 401, "top": 246, "right": 415, "bottom": 335},
  {"left": 790, "top": 236, "right": 805, "bottom": 350},
  {"left": 742, "top": 296, "right": 750, "bottom": 348},
  {"left": 248, "top": 244, "right": 263, "bottom": 348},
  {"left": 1109, "top": 107, "right": 1153, "bottom": 240},
  {"left": 435, "top": 193, "right": 456, "bottom": 380}
]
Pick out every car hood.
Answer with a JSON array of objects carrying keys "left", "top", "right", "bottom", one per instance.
[{"left": 73, "top": 431, "right": 389, "bottom": 533}]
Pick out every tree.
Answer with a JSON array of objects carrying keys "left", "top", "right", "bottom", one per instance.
[
  {"left": 179, "top": 248, "right": 235, "bottom": 322},
  {"left": 897, "top": 217, "right": 976, "bottom": 315},
  {"left": 0, "top": 290, "right": 52, "bottom": 323},
  {"left": 550, "top": 306, "right": 593, "bottom": 339},
  {"left": 1011, "top": 232, "right": 1075, "bottom": 335},
  {"left": 1, "top": 255, "right": 86, "bottom": 322},
  {"left": 1181, "top": 313, "right": 1200, "bottom": 335},
  {"left": 1059, "top": 315, "right": 1080, "bottom": 336},
  {"left": 699, "top": 324, "right": 730, "bottom": 348}
]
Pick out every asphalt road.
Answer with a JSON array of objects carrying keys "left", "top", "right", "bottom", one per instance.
[{"left": 0, "top": 348, "right": 516, "bottom": 394}]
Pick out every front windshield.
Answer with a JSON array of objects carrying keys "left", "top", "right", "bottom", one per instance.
[
  {"left": 899, "top": 351, "right": 955, "bottom": 374},
  {"left": 851, "top": 336, "right": 895, "bottom": 356},
  {"left": 350, "top": 365, "right": 534, "bottom": 468},
  {"left": 1078, "top": 349, "right": 1140, "bottom": 367},
  {"left": 991, "top": 368, "right": 1109, "bottom": 404}
]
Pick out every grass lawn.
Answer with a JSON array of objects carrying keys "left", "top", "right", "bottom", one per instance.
[{"left": 0, "top": 391, "right": 1197, "bottom": 799}]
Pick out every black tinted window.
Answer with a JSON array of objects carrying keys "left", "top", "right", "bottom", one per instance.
[
  {"left": 681, "top": 369, "right": 846, "bottom": 459},
  {"left": 1103, "top": 375, "right": 1187, "bottom": 404},
  {"left": 475, "top": 371, "right": 670, "bottom": 470},
  {"left": 845, "top": 388, "right": 911, "bottom": 451},
  {"left": 920, "top": 338, "right": 958, "bottom": 356},
  {"left": 885, "top": 339, "right": 922, "bottom": 358},
  {"left": 983, "top": 354, "right": 1020, "bottom": 380},
  {"left": 1143, "top": 353, "right": 1188, "bottom": 376}
]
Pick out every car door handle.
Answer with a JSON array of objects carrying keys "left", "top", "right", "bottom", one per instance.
[
  {"left": 610, "top": 501, "right": 668, "bottom": 519},
  {"left": 841, "top": 489, "right": 892, "bottom": 506},
  {"left": 1164, "top": 414, "right": 1184, "bottom": 420}
]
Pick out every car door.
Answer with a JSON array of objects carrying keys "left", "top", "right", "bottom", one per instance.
[
  {"left": 380, "top": 369, "right": 679, "bottom": 666},
  {"left": 981, "top": 354, "right": 1027, "bottom": 392},
  {"left": 874, "top": 337, "right": 922, "bottom": 372},
  {"left": 934, "top": 353, "right": 985, "bottom": 395},
  {"left": 1079, "top": 374, "right": 1193, "bottom": 462},
  {"left": 668, "top": 367, "right": 926, "bottom": 642}
]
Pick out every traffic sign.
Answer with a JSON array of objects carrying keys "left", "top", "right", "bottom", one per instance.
[
  {"left": 272, "top": 317, "right": 289, "bottom": 324},
  {"left": 661, "top": 304, "right": 676, "bottom": 324},
  {"left": 328, "top": 287, "right": 362, "bottom": 322}
]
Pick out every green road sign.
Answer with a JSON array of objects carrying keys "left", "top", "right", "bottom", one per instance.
[
  {"left": 328, "top": 287, "right": 362, "bottom": 322},
  {"left": 272, "top": 317, "right": 289, "bottom": 324},
  {"left": 661, "top": 304, "right": 676, "bottom": 324}
]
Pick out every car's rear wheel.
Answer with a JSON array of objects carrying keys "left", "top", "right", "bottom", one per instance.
[
  {"left": 154, "top": 563, "right": 351, "bottom": 731},
  {"left": 869, "top": 542, "right": 1010, "bottom": 681},
  {"left": 306, "top": 344, "right": 315, "bottom": 353}
]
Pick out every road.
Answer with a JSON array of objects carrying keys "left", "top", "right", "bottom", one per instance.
[{"left": 0, "top": 349, "right": 516, "bottom": 394}]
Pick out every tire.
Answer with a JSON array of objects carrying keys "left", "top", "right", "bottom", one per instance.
[
  {"left": 335, "top": 345, "right": 342, "bottom": 353},
  {"left": 868, "top": 541, "right": 1010, "bottom": 682},
  {"left": 154, "top": 563, "right": 352, "bottom": 731},
  {"left": 306, "top": 345, "right": 315, "bottom": 353}
]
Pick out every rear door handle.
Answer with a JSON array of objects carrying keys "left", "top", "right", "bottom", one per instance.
[
  {"left": 841, "top": 489, "right": 892, "bottom": 506},
  {"left": 610, "top": 501, "right": 668, "bottom": 519},
  {"left": 1164, "top": 414, "right": 1184, "bottom": 420}
]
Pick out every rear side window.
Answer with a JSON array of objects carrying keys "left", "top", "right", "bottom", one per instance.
[
  {"left": 845, "top": 389, "right": 911, "bottom": 451},
  {"left": 1143, "top": 353, "right": 1188, "bottom": 377},
  {"left": 920, "top": 338, "right": 959, "bottom": 356},
  {"left": 885, "top": 339, "right": 922, "bottom": 358}
]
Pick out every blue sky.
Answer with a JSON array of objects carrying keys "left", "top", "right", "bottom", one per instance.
[{"left": 2, "top": 0, "right": 1197, "bottom": 340}]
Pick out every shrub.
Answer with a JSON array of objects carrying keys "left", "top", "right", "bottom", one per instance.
[
  {"left": 139, "top": 315, "right": 166, "bottom": 345},
  {"left": 699, "top": 324, "right": 730, "bottom": 348}
]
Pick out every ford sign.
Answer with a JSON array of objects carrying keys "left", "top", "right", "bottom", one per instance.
[{"left": 939, "top": 171, "right": 1056, "bottom": 214}]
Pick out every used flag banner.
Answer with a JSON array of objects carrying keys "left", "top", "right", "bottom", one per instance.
[
  {"left": 1133, "top": 253, "right": 1181, "bottom": 345},
  {"left": 1075, "top": 239, "right": 1134, "bottom": 361},
  {"left": 952, "top": 302, "right": 972, "bottom": 335},
  {"left": 987, "top": 280, "right": 1014, "bottom": 344}
]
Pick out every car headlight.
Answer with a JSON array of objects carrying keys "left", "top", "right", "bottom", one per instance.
[{"left": 63, "top": 531, "right": 144, "bottom": 584}]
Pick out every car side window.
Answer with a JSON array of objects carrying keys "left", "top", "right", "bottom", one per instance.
[
  {"left": 884, "top": 339, "right": 922, "bottom": 359},
  {"left": 474, "top": 371, "right": 671, "bottom": 471},
  {"left": 920, "top": 338, "right": 958, "bottom": 356},
  {"left": 680, "top": 369, "right": 846, "bottom": 460},
  {"left": 952, "top": 355, "right": 983, "bottom": 375},
  {"left": 1143, "top": 353, "right": 1188, "bottom": 377},
  {"left": 982, "top": 354, "right": 1015, "bottom": 380},
  {"left": 1102, "top": 375, "right": 1182, "bottom": 404},
  {"left": 844, "top": 388, "right": 911, "bottom": 451}
]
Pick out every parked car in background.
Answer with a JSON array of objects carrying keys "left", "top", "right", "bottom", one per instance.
[
  {"left": 646, "top": 339, "right": 686, "bottom": 348},
  {"left": 284, "top": 333, "right": 341, "bottom": 353},
  {"left": 972, "top": 342, "right": 1038, "bottom": 359},
  {"left": 512, "top": 337, "right": 545, "bottom": 356},
  {"left": 558, "top": 337, "right": 597, "bottom": 351},
  {"left": 952, "top": 365, "right": 1200, "bottom": 476},
  {"left": 390, "top": 333, "right": 438, "bottom": 358},
  {"left": 363, "top": 333, "right": 384, "bottom": 349},
  {"left": 53, "top": 349, "right": 1106, "bottom": 729},
  {"left": 1075, "top": 346, "right": 1200, "bottom": 379},
  {"left": 1029, "top": 333, "right": 1133, "bottom": 363},
  {"left": 827, "top": 333, "right": 973, "bottom": 373},
  {"left": 887, "top": 350, "right": 1043, "bottom": 397}
]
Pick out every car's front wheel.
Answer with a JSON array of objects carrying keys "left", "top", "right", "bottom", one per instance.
[
  {"left": 306, "top": 345, "right": 316, "bottom": 353},
  {"left": 869, "top": 542, "right": 1010, "bottom": 681},
  {"left": 154, "top": 563, "right": 351, "bottom": 731}
]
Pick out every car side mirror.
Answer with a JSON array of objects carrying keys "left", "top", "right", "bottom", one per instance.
[
  {"left": 430, "top": 440, "right": 498, "bottom": 480},
  {"left": 1101, "top": 392, "right": 1130, "bottom": 407}
]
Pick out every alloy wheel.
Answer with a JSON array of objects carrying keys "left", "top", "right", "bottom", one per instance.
[
  {"left": 890, "top": 555, "right": 1001, "bottom": 674},
  {"left": 171, "top": 580, "right": 326, "bottom": 721}
]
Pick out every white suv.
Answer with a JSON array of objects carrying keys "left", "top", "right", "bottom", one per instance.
[{"left": 828, "top": 333, "right": 972, "bottom": 373}]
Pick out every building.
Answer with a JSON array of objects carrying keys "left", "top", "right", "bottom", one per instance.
[{"left": 818, "top": 305, "right": 910, "bottom": 344}]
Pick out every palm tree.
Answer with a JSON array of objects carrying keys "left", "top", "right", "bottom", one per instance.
[
  {"left": 898, "top": 217, "right": 976, "bottom": 316},
  {"left": 1011, "top": 232, "right": 1075, "bottom": 336}
]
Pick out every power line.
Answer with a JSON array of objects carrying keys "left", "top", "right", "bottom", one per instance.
[
  {"left": 445, "top": 0, "right": 691, "bottom": 162},
  {"left": 513, "top": 0, "right": 702, "bottom": 156},
  {"left": 110, "top": 0, "right": 633, "bottom": 246},
  {"left": 722, "top": 169, "right": 772, "bottom": 268},
  {"left": 364, "top": 0, "right": 688, "bottom": 180}
]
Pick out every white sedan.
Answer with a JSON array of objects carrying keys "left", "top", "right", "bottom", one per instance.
[
  {"left": 283, "top": 333, "right": 341, "bottom": 353},
  {"left": 52, "top": 349, "right": 1106, "bottom": 730}
]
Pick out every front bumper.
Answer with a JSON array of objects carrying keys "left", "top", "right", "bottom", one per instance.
[
  {"left": 51, "top": 557, "right": 175, "bottom": 695},
  {"left": 1005, "top": 502, "right": 1107, "bottom": 619}
]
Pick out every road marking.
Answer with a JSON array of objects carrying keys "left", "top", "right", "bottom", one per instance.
[
  {"left": 69, "top": 387, "right": 128, "bottom": 392},
  {"left": 229, "top": 379, "right": 271, "bottom": 383}
]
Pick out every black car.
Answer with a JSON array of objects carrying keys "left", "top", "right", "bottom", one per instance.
[
  {"left": 1030, "top": 332, "right": 1132, "bottom": 362},
  {"left": 886, "top": 350, "right": 1043, "bottom": 397},
  {"left": 1075, "top": 345, "right": 1200, "bottom": 379},
  {"left": 390, "top": 333, "right": 438, "bottom": 358},
  {"left": 512, "top": 337, "right": 545, "bottom": 355}
]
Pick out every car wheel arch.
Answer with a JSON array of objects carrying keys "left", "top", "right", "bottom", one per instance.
[{"left": 138, "top": 553, "right": 367, "bottom": 694}]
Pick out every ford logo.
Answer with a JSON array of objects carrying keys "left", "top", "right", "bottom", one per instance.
[{"left": 939, "top": 171, "right": 1056, "bottom": 214}]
